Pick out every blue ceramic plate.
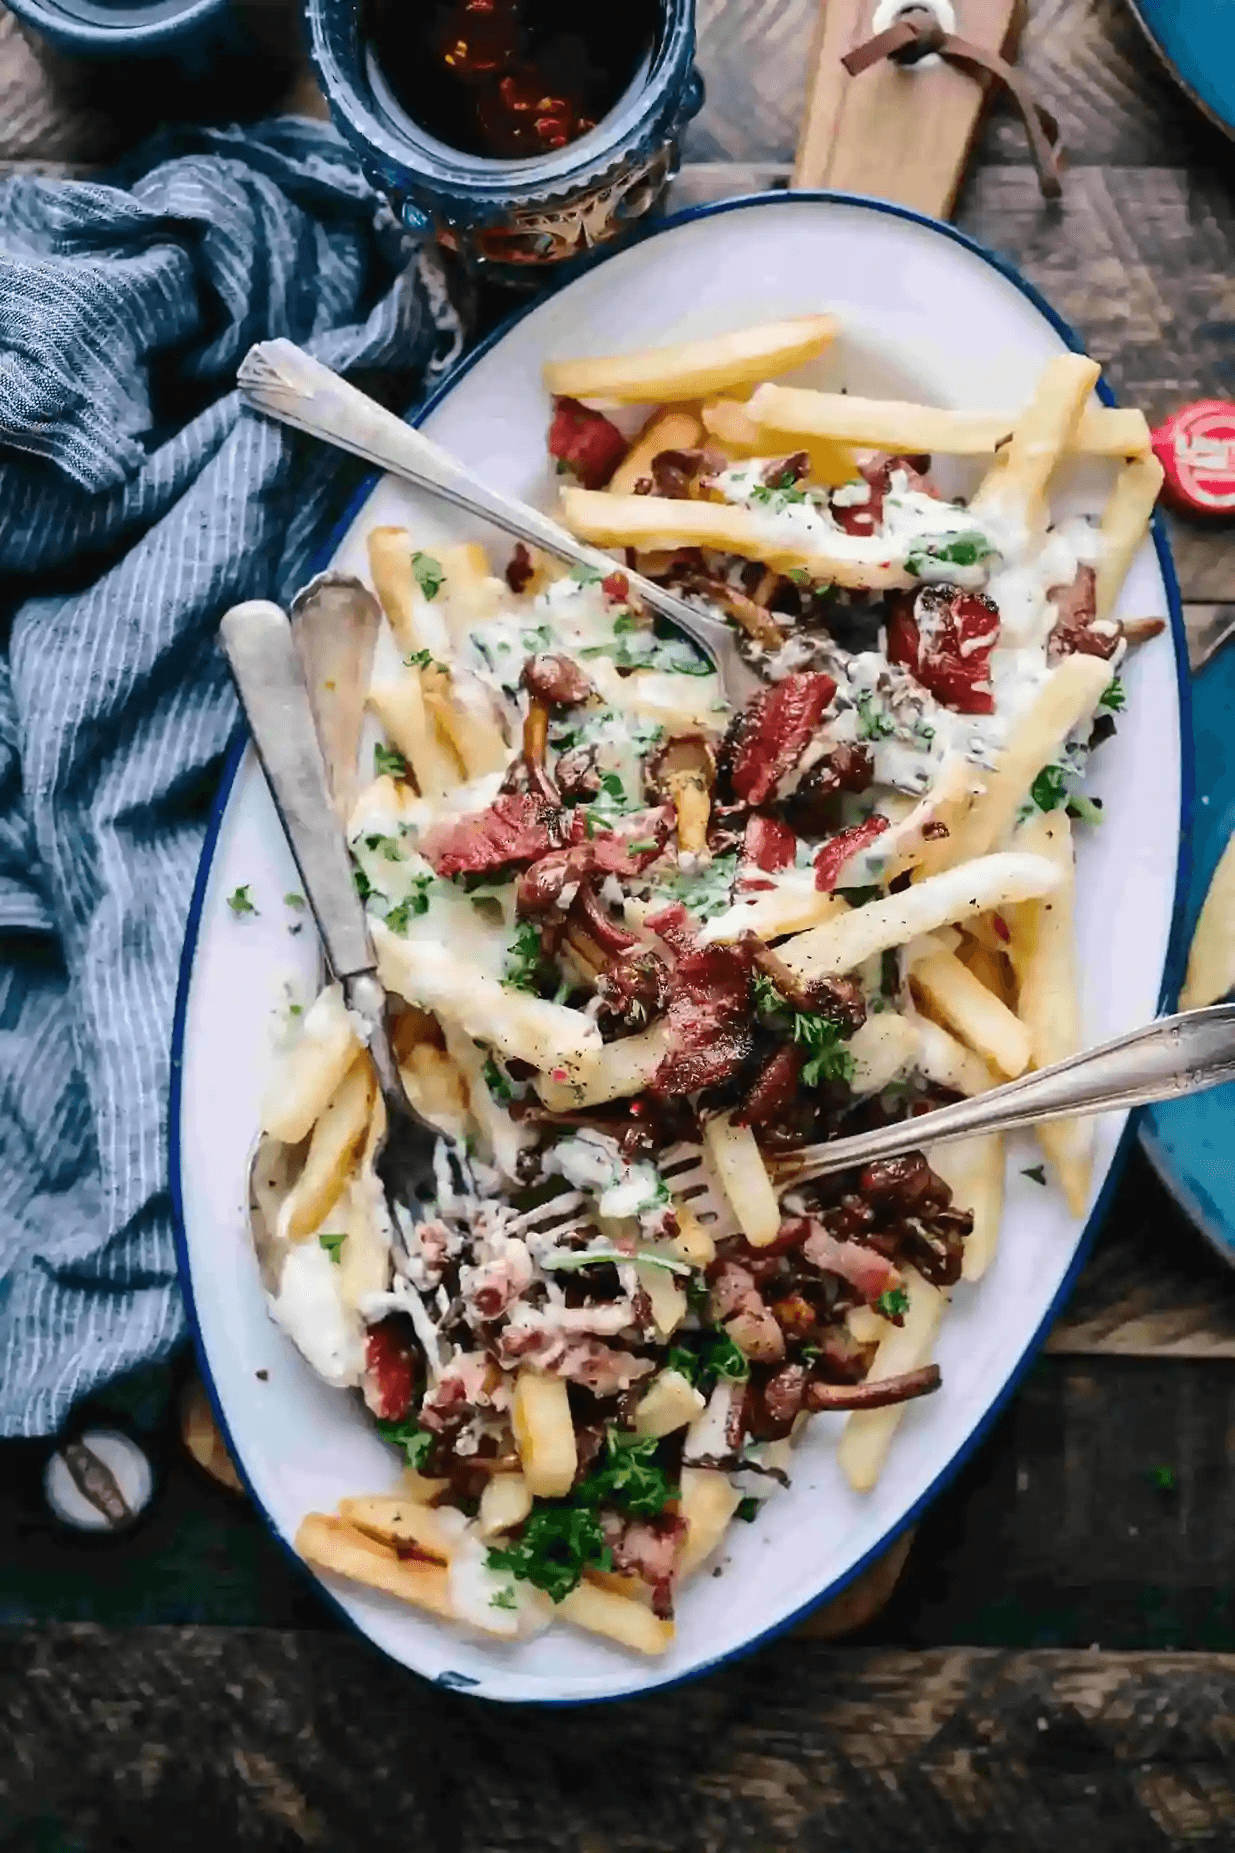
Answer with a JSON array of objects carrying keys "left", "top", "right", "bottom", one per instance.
[
  {"left": 1141, "top": 647, "right": 1235, "bottom": 1254},
  {"left": 1127, "top": 0, "right": 1235, "bottom": 139}
]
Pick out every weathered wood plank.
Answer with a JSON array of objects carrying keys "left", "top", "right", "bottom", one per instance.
[{"left": 5, "top": 1626, "right": 1235, "bottom": 1846}]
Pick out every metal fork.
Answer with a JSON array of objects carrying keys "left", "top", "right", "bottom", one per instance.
[
  {"left": 515, "top": 1006, "right": 1235, "bottom": 1246},
  {"left": 236, "top": 338, "right": 764, "bottom": 706},
  {"left": 219, "top": 599, "right": 438, "bottom": 1220}
]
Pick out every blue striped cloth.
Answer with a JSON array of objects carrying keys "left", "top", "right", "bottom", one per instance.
[{"left": 0, "top": 118, "right": 461, "bottom": 1436}]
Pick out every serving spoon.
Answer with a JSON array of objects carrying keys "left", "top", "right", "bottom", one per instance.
[{"left": 236, "top": 338, "right": 765, "bottom": 706}]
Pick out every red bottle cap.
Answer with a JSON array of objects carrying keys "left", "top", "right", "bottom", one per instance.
[{"left": 1152, "top": 401, "right": 1235, "bottom": 517}]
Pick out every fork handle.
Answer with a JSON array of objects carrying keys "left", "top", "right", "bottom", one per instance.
[
  {"left": 236, "top": 340, "right": 761, "bottom": 703},
  {"left": 219, "top": 600, "right": 375, "bottom": 982},
  {"left": 774, "top": 1006, "right": 1235, "bottom": 1185}
]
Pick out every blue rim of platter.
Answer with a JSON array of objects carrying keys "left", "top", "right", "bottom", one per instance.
[
  {"left": 1123, "top": 0, "right": 1235, "bottom": 142},
  {"left": 170, "top": 188, "right": 1194, "bottom": 1704}
]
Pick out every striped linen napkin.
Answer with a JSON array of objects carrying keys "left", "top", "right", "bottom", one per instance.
[{"left": 0, "top": 117, "right": 461, "bottom": 1435}]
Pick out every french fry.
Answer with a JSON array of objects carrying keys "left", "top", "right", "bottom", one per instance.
[
  {"left": 374, "top": 921, "right": 602, "bottom": 1072},
  {"left": 778, "top": 852, "right": 1061, "bottom": 982},
  {"left": 700, "top": 397, "right": 859, "bottom": 486},
  {"left": 703, "top": 1113, "right": 780, "bottom": 1247},
  {"left": 910, "top": 946, "right": 1032, "bottom": 1078},
  {"left": 543, "top": 314, "right": 837, "bottom": 403},
  {"left": 877, "top": 756, "right": 988, "bottom": 884},
  {"left": 400, "top": 1468, "right": 451, "bottom": 1503},
  {"left": 745, "top": 382, "right": 1147, "bottom": 461},
  {"left": 636, "top": 1260, "right": 688, "bottom": 1339},
  {"left": 971, "top": 353, "right": 1101, "bottom": 529},
  {"left": 1013, "top": 811, "right": 1092, "bottom": 1215},
  {"left": 678, "top": 1466, "right": 743, "bottom": 1577},
  {"left": 670, "top": 1201, "right": 716, "bottom": 1268},
  {"left": 478, "top": 1472, "right": 533, "bottom": 1539},
  {"left": 277, "top": 1058, "right": 374, "bottom": 1242},
  {"left": 1096, "top": 452, "right": 1165, "bottom": 620},
  {"left": 336, "top": 1174, "right": 393, "bottom": 1312},
  {"left": 608, "top": 409, "right": 702, "bottom": 495},
  {"left": 338, "top": 1495, "right": 458, "bottom": 1562},
  {"left": 929, "top": 1134, "right": 1006, "bottom": 1282},
  {"left": 1180, "top": 831, "right": 1235, "bottom": 1010},
  {"left": 400, "top": 1042, "right": 469, "bottom": 1137},
  {"left": 261, "top": 982, "right": 362, "bottom": 1145},
  {"left": 957, "top": 933, "right": 1015, "bottom": 1006},
  {"left": 700, "top": 880, "right": 849, "bottom": 947},
  {"left": 296, "top": 1513, "right": 456, "bottom": 1619},
  {"left": 421, "top": 679, "right": 509, "bottom": 780},
  {"left": 560, "top": 488, "right": 912, "bottom": 590},
  {"left": 369, "top": 673, "right": 464, "bottom": 801},
  {"left": 837, "top": 1269, "right": 943, "bottom": 1492},
  {"left": 848, "top": 1012, "right": 921, "bottom": 1096},
  {"left": 557, "top": 1579, "right": 675, "bottom": 1654},
  {"left": 534, "top": 1019, "right": 671, "bottom": 1110},
  {"left": 511, "top": 1370, "right": 577, "bottom": 1497},
  {"left": 633, "top": 1368, "right": 706, "bottom": 1439},
  {"left": 914, "top": 1018, "right": 998, "bottom": 1097},
  {"left": 917, "top": 654, "right": 1112, "bottom": 874},
  {"left": 367, "top": 528, "right": 452, "bottom": 656}
]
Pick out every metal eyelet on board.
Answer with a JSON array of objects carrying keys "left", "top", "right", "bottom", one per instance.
[{"left": 870, "top": 0, "right": 955, "bottom": 66}]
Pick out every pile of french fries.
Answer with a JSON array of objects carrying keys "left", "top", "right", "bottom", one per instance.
[{"left": 250, "top": 314, "right": 1166, "bottom": 1656}]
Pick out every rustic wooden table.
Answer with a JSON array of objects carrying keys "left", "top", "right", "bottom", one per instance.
[{"left": 4, "top": 1, "right": 1235, "bottom": 1845}]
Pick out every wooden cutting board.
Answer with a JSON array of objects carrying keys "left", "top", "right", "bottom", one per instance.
[{"left": 793, "top": 0, "right": 1024, "bottom": 216}]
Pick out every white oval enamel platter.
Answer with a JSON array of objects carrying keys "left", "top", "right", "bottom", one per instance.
[{"left": 173, "top": 194, "right": 1186, "bottom": 1704}]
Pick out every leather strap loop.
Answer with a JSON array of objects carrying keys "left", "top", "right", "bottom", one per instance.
[{"left": 841, "top": 6, "right": 1064, "bottom": 200}]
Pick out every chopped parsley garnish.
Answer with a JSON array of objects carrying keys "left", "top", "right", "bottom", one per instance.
[
  {"left": 749, "top": 479, "right": 809, "bottom": 507},
  {"left": 484, "top": 1432, "right": 677, "bottom": 1607},
  {"left": 411, "top": 551, "right": 444, "bottom": 600},
  {"left": 318, "top": 1230, "right": 346, "bottom": 1263},
  {"left": 404, "top": 648, "right": 448, "bottom": 673},
  {"left": 284, "top": 891, "right": 305, "bottom": 909},
  {"left": 489, "top": 1585, "right": 519, "bottom": 1611},
  {"left": 905, "top": 530, "right": 997, "bottom": 578},
  {"left": 704, "top": 1331, "right": 751, "bottom": 1384},
  {"left": 569, "top": 563, "right": 603, "bottom": 585},
  {"left": 1030, "top": 763, "right": 1103, "bottom": 825},
  {"left": 1021, "top": 1164, "right": 1048, "bottom": 1186},
  {"left": 226, "top": 884, "right": 257, "bottom": 917},
  {"left": 353, "top": 866, "right": 374, "bottom": 903},
  {"left": 374, "top": 742, "right": 410, "bottom": 780},
  {"left": 483, "top": 1056, "right": 515, "bottom": 1103},
  {"left": 486, "top": 1505, "right": 612, "bottom": 1604},
  {"left": 502, "top": 919, "right": 546, "bottom": 993},
  {"left": 876, "top": 1285, "right": 910, "bottom": 1319},
  {"left": 375, "top": 1415, "right": 434, "bottom": 1471},
  {"left": 598, "top": 771, "right": 625, "bottom": 803},
  {"left": 1149, "top": 1464, "right": 1176, "bottom": 1492},
  {"left": 788, "top": 568, "right": 810, "bottom": 586},
  {"left": 656, "top": 852, "right": 738, "bottom": 922},
  {"left": 855, "top": 692, "right": 895, "bottom": 740},
  {"left": 574, "top": 1431, "right": 677, "bottom": 1519},
  {"left": 365, "top": 833, "right": 406, "bottom": 862},
  {"left": 753, "top": 973, "right": 855, "bottom": 1087},
  {"left": 384, "top": 875, "right": 435, "bottom": 934},
  {"left": 1030, "top": 764, "right": 1069, "bottom": 812},
  {"left": 735, "top": 1497, "right": 761, "bottom": 1523},
  {"left": 1099, "top": 677, "right": 1125, "bottom": 712},
  {"left": 664, "top": 1329, "right": 749, "bottom": 1390},
  {"left": 611, "top": 610, "right": 638, "bottom": 634}
]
